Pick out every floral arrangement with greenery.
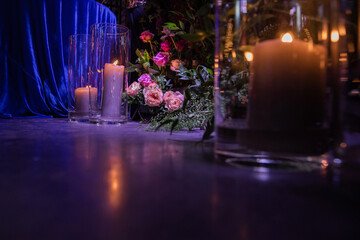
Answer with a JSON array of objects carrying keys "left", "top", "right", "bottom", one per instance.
[{"left": 125, "top": 0, "right": 215, "bottom": 138}]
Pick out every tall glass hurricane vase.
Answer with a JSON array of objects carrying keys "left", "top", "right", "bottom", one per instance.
[
  {"left": 90, "top": 23, "right": 130, "bottom": 124},
  {"left": 214, "top": 0, "right": 342, "bottom": 170},
  {"left": 68, "top": 34, "right": 95, "bottom": 122}
]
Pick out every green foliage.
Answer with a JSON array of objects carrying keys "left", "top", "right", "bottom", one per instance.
[
  {"left": 180, "top": 32, "right": 207, "bottom": 42},
  {"left": 141, "top": 0, "right": 214, "bottom": 68},
  {"left": 163, "top": 22, "right": 180, "bottom": 31},
  {"left": 126, "top": 0, "right": 215, "bottom": 138},
  {"left": 147, "top": 89, "right": 214, "bottom": 132},
  {"left": 147, "top": 65, "right": 214, "bottom": 136}
]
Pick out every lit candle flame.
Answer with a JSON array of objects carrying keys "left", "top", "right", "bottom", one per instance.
[
  {"left": 331, "top": 30, "right": 339, "bottom": 42},
  {"left": 281, "top": 33, "right": 293, "bottom": 43},
  {"left": 244, "top": 52, "right": 253, "bottom": 62},
  {"left": 113, "top": 60, "right": 119, "bottom": 65}
]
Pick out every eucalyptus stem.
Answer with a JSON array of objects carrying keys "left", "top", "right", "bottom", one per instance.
[
  {"left": 170, "top": 36, "right": 181, "bottom": 58},
  {"left": 149, "top": 41, "right": 155, "bottom": 57},
  {"left": 170, "top": 36, "right": 177, "bottom": 51}
]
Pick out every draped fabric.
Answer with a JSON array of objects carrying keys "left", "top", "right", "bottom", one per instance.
[{"left": 0, "top": 0, "right": 116, "bottom": 118}]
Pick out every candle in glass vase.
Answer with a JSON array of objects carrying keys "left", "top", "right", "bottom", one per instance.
[
  {"left": 75, "top": 87, "right": 98, "bottom": 113},
  {"left": 247, "top": 33, "right": 327, "bottom": 130},
  {"left": 101, "top": 61, "right": 124, "bottom": 118}
]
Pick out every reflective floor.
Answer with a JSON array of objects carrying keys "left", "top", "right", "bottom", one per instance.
[{"left": 0, "top": 119, "right": 360, "bottom": 240}]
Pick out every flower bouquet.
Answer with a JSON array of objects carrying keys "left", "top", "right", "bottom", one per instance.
[{"left": 126, "top": 0, "right": 214, "bottom": 137}]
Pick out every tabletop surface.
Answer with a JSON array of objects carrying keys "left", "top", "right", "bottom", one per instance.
[{"left": 0, "top": 118, "right": 360, "bottom": 240}]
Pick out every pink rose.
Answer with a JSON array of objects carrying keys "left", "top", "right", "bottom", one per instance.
[
  {"left": 170, "top": 59, "right": 185, "bottom": 72},
  {"left": 164, "top": 91, "right": 184, "bottom": 112},
  {"left": 144, "top": 88, "right": 163, "bottom": 107},
  {"left": 153, "top": 52, "right": 170, "bottom": 67},
  {"left": 147, "top": 82, "right": 159, "bottom": 89},
  {"left": 166, "top": 96, "right": 183, "bottom": 112},
  {"left": 126, "top": 81, "right": 141, "bottom": 96},
  {"left": 163, "top": 91, "right": 174, "bottom": 103},
  {"left": 164, "top": 91, "right": 184, "bottom": 103},
  {"left": 143, "top": 83, "right": 159, "bottom": 95},
  {"left": 138, "top": 73, "right": 153, "bottom": 87},
  {"left": 161, "top": 40, "right": 171, "bottom": 52},
  {"left": 176, "top": 40, "right": 187, "bottom": 51},
  {"left": 139, "top": 30, "right": 154, "bottom": 43}
]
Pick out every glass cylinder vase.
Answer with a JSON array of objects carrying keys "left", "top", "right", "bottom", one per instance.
[
  {"left": 89, "top": 23, "right": 130, "bottom": 124},
  {"left": 214, "top": 0, "right": 341, "bottom": 170},
  {"left": 68, "top": 34, "right": 95, "bottom": 122}
]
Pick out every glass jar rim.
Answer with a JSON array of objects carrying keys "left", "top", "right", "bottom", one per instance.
[{"left": 90, "top": 23, "right": 129, "bottom": 34}]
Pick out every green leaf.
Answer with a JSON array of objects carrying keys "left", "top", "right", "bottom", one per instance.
[
  {"left": 164, "top": 22, "right": 180, "bottom": 30},
  {"left": 135, "top": 49, "right": 142, "bottom": 58},
  {"left": 180, "top": 32, "right": 207, "bottom": 42},
  {"left": 186, "top": 11, "right": 193, "bottom": 20},
  {"left": 155, "top": 119, "right": 173, "bottom": 131},
  {"left": 176, "top": 31, "right": 186, "bottom": 36},
  {"left": 179, "top": 63, "right": 185, "bottom": 72},
  {"left": 125, "top": 67, "right": 136, "bottom": 73},
  {"left": 144, "top": 50, "right": 150, "bottom": 62},
  {"left": 179, "top": 20, "right": 185, "bottom": 30},
  {"left": 169, "top": 11, "right": 184, "bottom": 17},
  {"left": 170, "top": 119, "right": 180, "bottom": 134},
  {"left": 205, "top": 68, "right": 213, "bottom": 75},
  {"left": 143, "top": 62, "right": 150, "bottom": 69},
  {"left": 203, "top": 121, "right": 214, "bottom": 139},
  {"left": 125, "top": 64, "right": 142, "bottom": 73},
  {"left": 185, "top": 87, "right": 191, "bottom": 100},
  {"left": 182, "top": 90, "right": 190, "bottom": 109},
  {"left": 202, "top": 117, "right": 214, "bottom": 141}
]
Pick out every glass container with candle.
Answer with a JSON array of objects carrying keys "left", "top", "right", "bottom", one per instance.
[
  {"left": 68, "top": 34, "right": 95, "bottom": 122},
  {"left": 215, "top": 0, "right": 343, "bottom": 170},
  {"left": 89, "top": 23, "right": 130, "bottom": 124}
]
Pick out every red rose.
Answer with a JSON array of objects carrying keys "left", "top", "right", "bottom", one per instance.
[
  {"left": 139, "top": 30, "right": 154, "bottom": 43},
  {"left": 161, "top": 40, "right": 171, "bottom": 52}
]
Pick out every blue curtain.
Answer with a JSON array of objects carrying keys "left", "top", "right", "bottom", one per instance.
[{"left": 0, "top": 0, "right": 116, "bottom": 118}]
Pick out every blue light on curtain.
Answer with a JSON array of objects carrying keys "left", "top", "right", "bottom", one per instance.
[{"left": 0, "top": 0, "right": 116, "bottom": 118}]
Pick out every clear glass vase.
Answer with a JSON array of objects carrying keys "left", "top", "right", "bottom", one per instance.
[
  {"left": 89, "top": 23, "right": 130, "bottom": 124},
  {"left": 68, "top": 34, "right": 94, "bottom": 122},
  {"left": 214, "top": 0, "right": 342, "bottom": 170}
]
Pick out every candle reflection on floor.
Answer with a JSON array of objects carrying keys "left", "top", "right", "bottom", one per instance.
[{"left": 108, "top": 156, "right": 124, "bottom": 210}]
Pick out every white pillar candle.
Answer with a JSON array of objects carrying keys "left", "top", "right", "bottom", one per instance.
[
  {"left": 75, "top": 87, "right": 98, "bottom": 113},
  {"left": 247, "top": 35, "right": 327, "bottom": 130},
  {"left": 101, "top": 63, "right": 124, "bottom": 118}
]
